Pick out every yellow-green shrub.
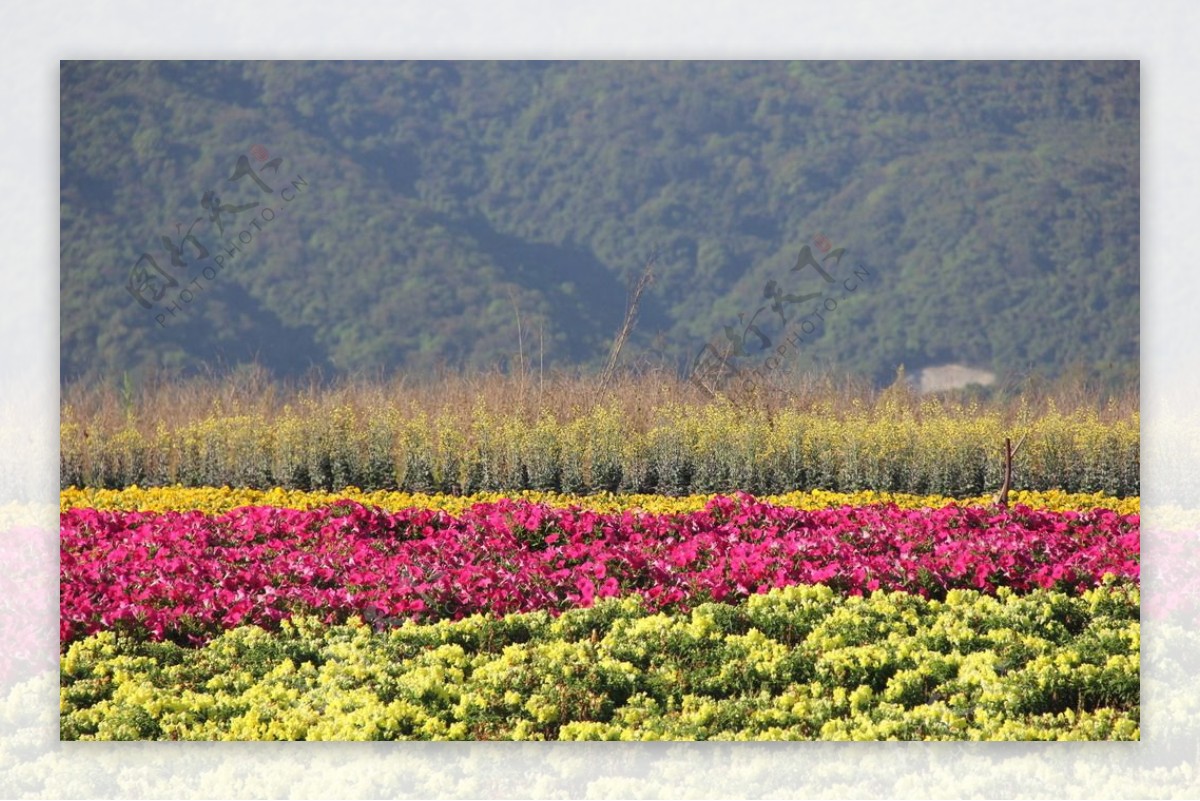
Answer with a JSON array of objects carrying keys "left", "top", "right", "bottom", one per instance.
[
  {"left": 59, "top": 398, "right": 1140, "bottom": 496},
  {"left": 61, "top": 585, "right": 1139, "bottom": 741}
]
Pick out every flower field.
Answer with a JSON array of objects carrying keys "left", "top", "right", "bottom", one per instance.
[
  {"left": 60, "top": 488, "right": 1140, "bottom": 740},
  {"left": 61, "top": 495, "right": 1138, "bottom": 645},
  {"left": 59, "top": 376, "right": 1140, "bottom": 740}
]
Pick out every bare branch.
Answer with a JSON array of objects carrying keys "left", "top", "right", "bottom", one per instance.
[{"left": 598, "top": 250, "right": 659, "bottom": 394}]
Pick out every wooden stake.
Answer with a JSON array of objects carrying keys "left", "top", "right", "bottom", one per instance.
[
  {"left": 994, "top": 437, "right": 1013, "bottom": 507},
  {"left": 993, "top": 433, "right": 1027, "bottom": 507}
]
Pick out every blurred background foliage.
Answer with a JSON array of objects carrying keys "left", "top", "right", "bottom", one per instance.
[{"left": 61, "top": 61, "right": 1138, "bottom": 391}]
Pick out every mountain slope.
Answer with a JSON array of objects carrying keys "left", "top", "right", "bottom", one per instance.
[{"left": 60, "top": 60, "right": 1139, "bottom": 388}]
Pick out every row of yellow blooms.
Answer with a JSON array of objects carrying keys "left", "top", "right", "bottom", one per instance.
[{"left": 60, "top": 485, "right": 1140, "bottom": 516}]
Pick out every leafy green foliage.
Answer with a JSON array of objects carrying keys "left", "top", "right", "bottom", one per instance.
[
  {"left": 60, "top": 584, "right": 1139, "bottom": 740},
  {"left": 61, "top": 61, "right": 1137, "bottom": 388}
]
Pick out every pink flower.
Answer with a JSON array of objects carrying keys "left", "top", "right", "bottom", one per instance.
[{"left": 59, "top": 496, "right": 1140, "bottom": 647}]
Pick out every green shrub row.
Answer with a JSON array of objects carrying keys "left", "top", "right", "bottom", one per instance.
[
  {"left": 60, "top": 584, "right": 1139, "bottom": 741},
  {"left": 60, "top": 399, "right": 1139, "bottom": 497}
]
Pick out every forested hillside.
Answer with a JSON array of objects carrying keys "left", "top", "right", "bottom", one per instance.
[{"left": 60, "top": 61, "right": 1139, "bottom": 388}]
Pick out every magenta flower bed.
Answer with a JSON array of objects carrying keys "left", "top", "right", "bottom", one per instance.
[{"left": 60, "top": 495, "right": 1139, "bottom": 646}]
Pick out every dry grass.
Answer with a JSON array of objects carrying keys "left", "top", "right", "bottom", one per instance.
[{"left": 61, "top": 363, "right": 1137, "bottom": 434}]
